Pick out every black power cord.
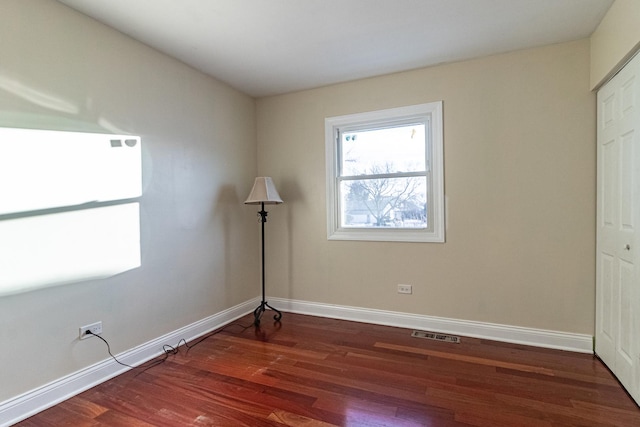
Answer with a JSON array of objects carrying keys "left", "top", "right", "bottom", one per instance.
[
  {"left": 85, "top": 321, "right": 253, "bottom": 372},
  {"left": 85, "top": 331, "right": 137, "bottom": 369}
]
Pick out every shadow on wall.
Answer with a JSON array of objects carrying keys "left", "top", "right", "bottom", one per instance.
[
  {"left": 278, "top": 178, "right": 304, "bottom": 299},
  {"left": 213, "top": 184, "right": 241, "bottom": 304}
]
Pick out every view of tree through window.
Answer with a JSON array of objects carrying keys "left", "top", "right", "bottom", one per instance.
[
  {"left": 339, "top": 123, "right": 428, "bottom": 229},
  {"left": 326, "top": 101, "right": 444, "bottom": 242}
]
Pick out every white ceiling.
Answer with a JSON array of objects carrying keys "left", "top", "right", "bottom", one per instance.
[{"left": 56, "top": 0, "right": 613, "bottom": 98}]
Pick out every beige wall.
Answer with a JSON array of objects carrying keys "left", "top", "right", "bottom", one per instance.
[
  {"left": 0, "top": 0, "right": 602, "bottom": 407},
  {"left": 590, "top": 0, "right": 640, "bottom": 89},
  {"left": 0, "top": 0, "right": 258, "bottom": 401},
  {"left": 257, "top": 39, "right": 595, "bottom": 335}
]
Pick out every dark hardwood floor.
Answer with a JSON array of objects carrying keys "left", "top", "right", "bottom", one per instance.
[{"left": 16, "top": 313, "right": 640, "bottom": 426}]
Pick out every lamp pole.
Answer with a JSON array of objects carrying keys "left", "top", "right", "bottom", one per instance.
[{"left": 253, "top": 201, "right": 282, "bottom": 326}]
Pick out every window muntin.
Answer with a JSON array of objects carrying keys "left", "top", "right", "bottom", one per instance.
[{"left": 325, "top": 102, "right": 444, "bottom": 242}]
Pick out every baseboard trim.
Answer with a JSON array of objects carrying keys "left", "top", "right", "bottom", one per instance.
[
  {"left": 269, "top": 297, "right": 594, "bottom": 354},
  {"left": 1, "top": 296, "right": 593, "bottom": 426},
  {"left": 0, "top": 298, "right": 258, "bottom": 427}
]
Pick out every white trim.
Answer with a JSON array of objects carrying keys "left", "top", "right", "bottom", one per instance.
[
  {"left": 1, "top": 296, "right": 593, "bottom": 425},
  {"left": 270, "top": 297, "right": 594, "bottom": 354},
  {"left": 0, "top": 298, "right": 258, "bottom": 427},
  {"left": 325, "top": 102, "right": 445, "bottom": 243}
]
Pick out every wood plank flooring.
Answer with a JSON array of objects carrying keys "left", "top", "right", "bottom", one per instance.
[{"left": 16, "top": 313, "right": 640, "bottom": 426}]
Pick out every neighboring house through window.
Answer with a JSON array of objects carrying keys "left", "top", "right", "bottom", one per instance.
[{"left": 325, "top": 101, "right": 444, "bottom": 242}]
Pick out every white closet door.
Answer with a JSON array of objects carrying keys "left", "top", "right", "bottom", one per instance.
[{"left": 596, "top": 52, "right": 640, "bottom": 405}]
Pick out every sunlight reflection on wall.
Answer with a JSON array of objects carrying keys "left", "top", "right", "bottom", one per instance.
[{"left": 0, "top": 128, "right": 142, "bottom": 296}]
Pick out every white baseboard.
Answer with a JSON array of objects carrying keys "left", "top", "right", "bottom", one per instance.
[
  {"left": 269, "top": 297, "right": 594, "bottom": 354},
  {"left": 0, "top": 298, "right": 258, "bottom": 427},
  {"left": 1, "top": 296, "right": 593, "bottom": 426}
]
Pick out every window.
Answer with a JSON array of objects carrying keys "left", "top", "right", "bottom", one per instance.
[{"left": 325, "top": 102, "right": 444, "bottom": 242}]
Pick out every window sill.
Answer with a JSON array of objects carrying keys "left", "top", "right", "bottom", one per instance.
[{"left": 328, "top": 228, "right": 445, "bottom": 243}]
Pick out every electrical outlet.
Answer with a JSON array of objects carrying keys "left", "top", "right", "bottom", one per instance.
[
  {"left": 79, "top": 321, "right": 102, "bottom": 340},
  {"left": 397, "top": 284, "right": 412, "bottom": 294}
]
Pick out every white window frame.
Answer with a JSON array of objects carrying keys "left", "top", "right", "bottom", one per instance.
[{"left": 325, "top": 102, "right": 445, "bottom": 243}]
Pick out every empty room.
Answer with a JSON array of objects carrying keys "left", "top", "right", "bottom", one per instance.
[{"left": 1, "top": 0, "right": 640, "bottom": 426}]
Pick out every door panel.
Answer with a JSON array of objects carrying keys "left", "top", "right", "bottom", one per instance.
[{"left": 596, "top": 52, "right": 640, "bottom": 406}]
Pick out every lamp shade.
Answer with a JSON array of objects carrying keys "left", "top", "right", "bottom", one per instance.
[{"left": 244, "top": 177, "right": 283, "bottom": 205}]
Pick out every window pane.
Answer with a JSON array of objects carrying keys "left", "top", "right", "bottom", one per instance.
[
  {"left": 326, "top": 101, "right": 444, "bottom": 242},
  {"left": 340, "top": 176, "right": 427, "bottom": 228},
  {"left": 341, "top": 123, "right": 426, "bottom": 176}
]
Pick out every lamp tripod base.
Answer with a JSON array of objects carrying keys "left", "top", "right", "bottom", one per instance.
[{"left": 253, "top": 300, "right": 282, "bottom": 326}]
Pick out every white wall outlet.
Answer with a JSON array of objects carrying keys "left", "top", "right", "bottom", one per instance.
[
  {"left": 397, "top": 284, "right": 412, "bottom": 294},
  {"left": 79, "top": 321, "right": 102, "bottom": 340}
]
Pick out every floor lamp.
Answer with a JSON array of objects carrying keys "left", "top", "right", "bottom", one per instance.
[{"left": 245, "top": 177, "right": 283, "bottom": 326}]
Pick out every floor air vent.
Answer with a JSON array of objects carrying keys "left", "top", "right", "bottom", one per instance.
[{"left": 411, "top": 330, "right": 460, "bottom": 343}]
